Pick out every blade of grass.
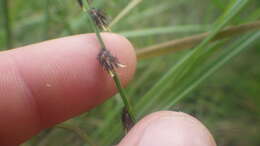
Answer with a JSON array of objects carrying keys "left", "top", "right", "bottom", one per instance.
[
  {"left": 126, "top": 2, "right": 174, "bottom": 22},
  {"left": 43, "top": 0, "right": 50, "bottom": 40},
  {"left": 142, "top": 41, "right": 225, "bottom": 114},
  {"left": 136, "top": 20, "right": 260, "bottom": 59},
  {"left": 119, "top": 25, "right": 209, "bottom": 38},
  {"left": 109, "top": 0, "right": 143, "bottom": 29},
  {"left": 163, "top": 31, "right": 260, "bottom": 109},
  {"left": 0, "top": 0, "right": 13, "bottom": 49},
  {"left": 56, "top": 123, "right": 98, "bottom": 146},
  {"left": 135, "top": 0, "right": 249, "bottom": 116}
]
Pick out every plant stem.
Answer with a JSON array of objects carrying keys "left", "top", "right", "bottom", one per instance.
[
  {"left": 113, "top": 72, "right": 136, "bottom": 122},
  {"left": 44, "top": 0, "right": 50, "bottom": 40},
  {"left": 137, "top": 20, "right": 260, "bottom": 59},
  {"left": 81, "top": 0, "right": 136, "bottom": 122},
  {"left": 56, "top": 123, "right": 98, "bottom": 146},
  {"left": 1, "top": 0, "right": 13, "bottom": 49},
  {"left": 82, "top": 0, "right": 106, "bottom": 48},
  {"left": 109, "top": 0, "right": 143, "bottom": 29}
]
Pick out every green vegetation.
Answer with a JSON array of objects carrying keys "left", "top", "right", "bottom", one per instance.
[{"left": 1, "top": 0, "right": 260, "bottom": 145}]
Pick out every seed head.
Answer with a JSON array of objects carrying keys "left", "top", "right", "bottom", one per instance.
[
  {"left": 89, "top": 8, "right": 110, "bottom": 31},
  {"left": 121, "top": 107, "right": 135, "bottom": 133},
  {"left": 97, "top": 48, "right": 125, "bottom": 77}
]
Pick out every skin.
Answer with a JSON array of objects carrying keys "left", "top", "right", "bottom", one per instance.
[{"left": 0, "top": 33, "right": 216, "bottom": 146}]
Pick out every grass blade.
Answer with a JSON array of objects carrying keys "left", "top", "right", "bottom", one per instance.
[
  {"left": 164, "top": 32, "right": 260, "bottom": 109},
  {"left": 0, "top": 0, "right": 13, "bottom": 49},
  {"left": 119, "top": 25, "right": 209, "bottom": 38},
  {"left": 136, "top": 20, "right": 260, "bottom": 59},
  {"left": 109, "top": 0, "right": 143, "bottom": 28},
  {"left": 43, "top": 0, "right": 50, "bottom": 39},
  {"left": 136, "top": 0, "right": 249, "bottom": 116}
]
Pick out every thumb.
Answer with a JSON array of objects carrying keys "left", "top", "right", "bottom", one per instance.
[{"left": 118, "top": 111, "right": 216, "bottom": 146}]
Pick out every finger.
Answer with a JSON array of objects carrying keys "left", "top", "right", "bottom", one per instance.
[
  {"left": 118, "top": 111, "right": 216, "bottom": 146},
  {"left": 0, "top": 33, "right": 136, "bottom": 145}
]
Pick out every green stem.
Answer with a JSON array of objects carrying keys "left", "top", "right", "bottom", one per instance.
[
  {"left": 56, "top": 123, "right": 98, "bottom": 146},
  {"left": 109, "top": 0, "right": 143, "bottom": 29},
  {"left": 82, "top": 0, "right": 106, "bottom": 48},
  {"left": 113, "top": 72, "right": 136, "bottom": 122},
  {"left": 1, "top": 0, "right": 13, "bottom": 49},
  {"left": 81, "top": 0, "right": 136, "bottom": 122},
  {"left": 44, "top": 0, "right": 50, "bottom": 40}
]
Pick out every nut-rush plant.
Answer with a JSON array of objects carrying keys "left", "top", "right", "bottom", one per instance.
[
  {"left": 92, "top": 0, "right": 260, "bottom": 145},
  {"left": 58, "top": 0, "right": 260, "bottom": 145},
  {"left": 77, "top": 0, "right": 136, "bottom": 130},
  {"left": 13, "top": 0, "right": 259, "bottom": 145}
]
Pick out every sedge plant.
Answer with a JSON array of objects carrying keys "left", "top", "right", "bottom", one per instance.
[
  {"left": 8, "top": 0, "right": 260, "bottom": 145},
  {"left": 78, "top": 0, "right": 136, "bottom": 130}
]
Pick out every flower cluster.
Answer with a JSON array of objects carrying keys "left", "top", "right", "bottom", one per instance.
[{"left": 97, "top": 48, "right": 125, "bottom": 77}]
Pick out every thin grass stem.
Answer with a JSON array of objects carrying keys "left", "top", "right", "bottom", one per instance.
[
  {"left": 1, "top": 0, "right": 13, "bottom": 49},
  {"left": 109, "top": 0, "right": 143, "bottom": 29},
  {"left": 44, "top": 0, "right": 50, "bottom": 39},
  {"left": 81, "top": 0, "right": 136, "bottom": 122},
  {"left": 81, "top": 1, "right": 106, "bottom": 48},
  {"left": 113, "top": 73, "right": 136, "bottom": 122},
  {"left": 56, "top": 123, "right": 98, "bottom": 146}
]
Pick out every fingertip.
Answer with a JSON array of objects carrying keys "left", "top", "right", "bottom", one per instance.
[{"left": 119, "top": 111, "right": 216, "bottom": 146}]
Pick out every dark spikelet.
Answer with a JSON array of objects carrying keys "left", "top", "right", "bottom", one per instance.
[
  {"left": 89, "top": 8, "right": 109, "bottom": 30},
  {"left": 77, "top": 0, "right": 83, "bottom": 8},
  {"left": 121, "top": 107, "right": 135, "bottom": 133},
  {"left": 97, "top": 48, "right": 122, "bottom": 75}
]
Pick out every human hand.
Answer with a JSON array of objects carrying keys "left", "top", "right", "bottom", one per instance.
[{"left": 0, "top": 33, "right": 216, "bottom": 146}]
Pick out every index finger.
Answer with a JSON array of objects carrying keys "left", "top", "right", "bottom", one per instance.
[{"left": 0, "top": 33, "right": 136, "bottom": 145}]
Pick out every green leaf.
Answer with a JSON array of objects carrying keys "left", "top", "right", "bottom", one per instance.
[{"left": 136, "top": 0, "right": 249, "bottom": 116}]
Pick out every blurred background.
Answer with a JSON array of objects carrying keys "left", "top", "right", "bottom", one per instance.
[{"left": 1, "top": 0, "right": 260, "bottom": 145}]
